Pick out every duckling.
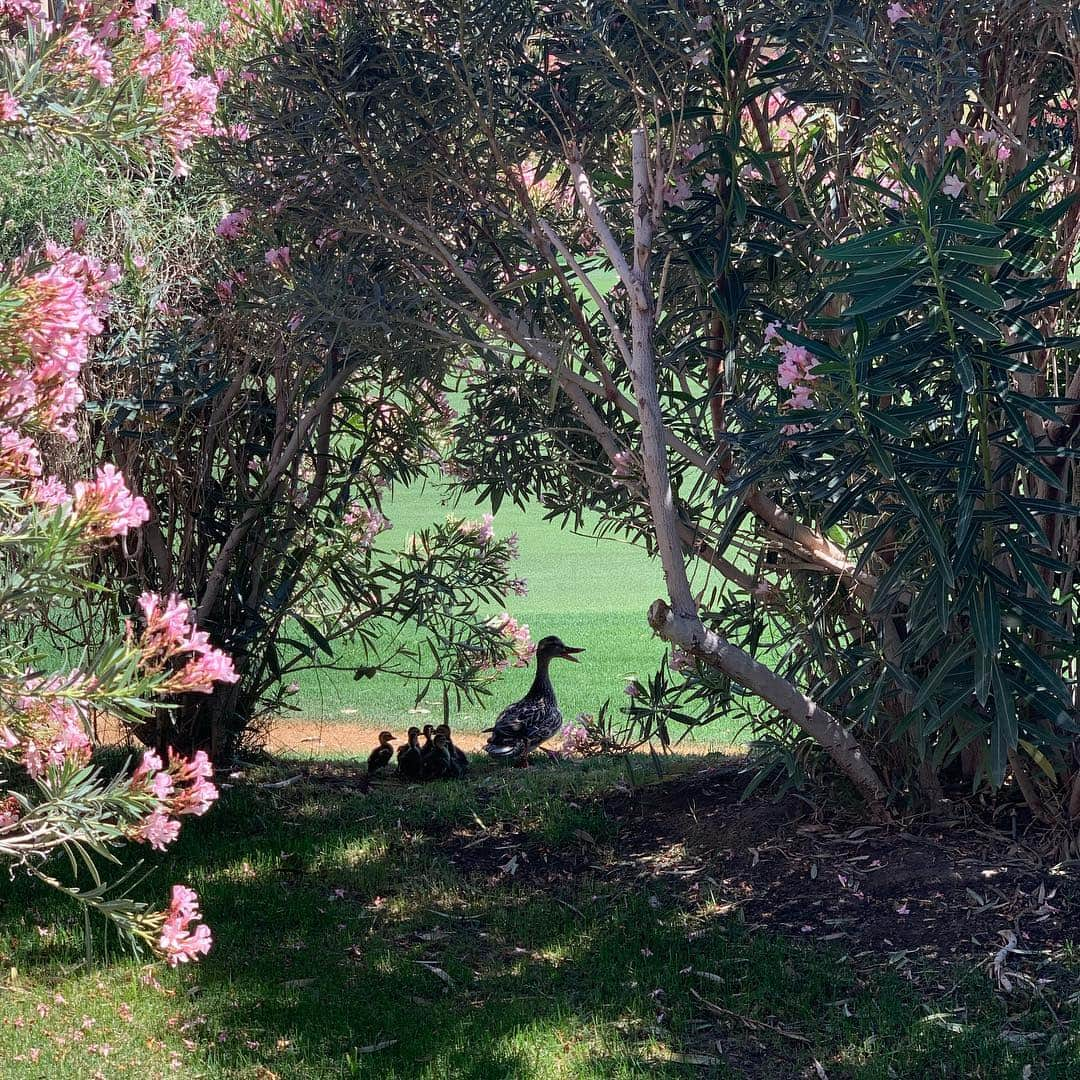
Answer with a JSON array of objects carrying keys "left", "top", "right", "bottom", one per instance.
[
  {"left": 484, "top": 635, "right": 583, "bottom": 765},
  {"left": 428, "top": 731, "right": 459, "bottom": 780},
  {"left": 396, "top": 726, "right": 423, "bottom": 781},
  {"left": 367, "top": 730, "right": 396, "bottom": 775},
  {"left": 419, "top": 723, "right": 437, "bottom": 778},
  {"left": 434, "top": 723, "right": 468, "bottom": 776}
]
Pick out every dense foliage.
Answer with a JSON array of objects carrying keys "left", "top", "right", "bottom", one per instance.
[
  {"left": 0, "top": 0, "right": 238, "bottom": 960},
  {"left": 218, "top": 0, "right": 1080, "bottom": 816}
]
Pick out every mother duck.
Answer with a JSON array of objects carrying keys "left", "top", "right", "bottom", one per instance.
[{"left": 484, "top": 635, "right": 583, "bottom": 764}]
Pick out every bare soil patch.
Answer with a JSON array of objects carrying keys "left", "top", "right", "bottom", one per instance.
[
  {"left": 98, "top": 716, "right": 730, "bottom": 758},
  {"left": 445, "top": 763, "right": 1077, "bottom": 989}
]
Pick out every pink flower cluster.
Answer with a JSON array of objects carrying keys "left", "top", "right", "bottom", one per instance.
[
  {"left": 769, "top": 322, "right": 818, "bottom": 411},
  {"left": 487, "top": 612, "right": 535, "bottom": 670},
  {"left": 0, "top": 0, "right": 44, "bottom": 27},
  {"left": 264, "top": 246, "right": 291, "bottom": 271},
  {"left": 5, "top": 696, "right": 92, "bottom": 778},
  {"left": 343, "top": 505, "right": 391, "bottom": 549},
  {"left": 944, "top": 127, "right": 1012, "bottom": 163},
  {"left": 559, "top": 716, "right": 591, "bottom": 755},
  {"left": 159, "top": 884, "right": 212, "bottom": 966},
  {"left": 72, "top": 464, "right": 151, "bottom": 538},
  {"left": 137, "top": 592, "right": 240, "bottom": 693},
  {"left": 215, "top": 0, "right": 335, "bottom": 47},
  {"left": 56, "top": 22, "right": 116, "bottom": 87},
  {"left": 216, "top": 208, "right": 252, "bottom": 240},
  {"left": 132, "top": 7, "right": 220, "bottom": 174},
  {"left": 3, "top": 242, "right": 117, "bottom": 446},
  {"left": 0, "top": 91, "right": 22, "bottom": 122},
  {"left": 6, "top": 2, "right": 222, "bottom": 174},
  {"left": 131, "top": 748, "right": 219, "bottom": 851},
  {"left": 458, "top": 513, "right": 494, "bottom": 546}
]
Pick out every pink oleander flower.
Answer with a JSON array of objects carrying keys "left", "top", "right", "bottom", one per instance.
[
  {"left": 996, "top": 143, "right": 1011, "bottom": 162},
  {"left": 764, "top": 320, "right": 783, "bottom": 343},
  {"left": 942, "top": 173, "right": 965, "bottom": 198},
  {"left": 624, "top": 680, "right": 642, "bottom": 698},
  {"left": 702, "top": 173, "right": 721, "bottom": 194},
  {"left": 670, "top": 647, "right": 694, "bottom": 673},
  {"left": 487, "top": 612, "right": 535, "bottom": 670},
  {"left": 945, "top": 128, "right": 965, "bottom": 150},
  {"left": 133, "top": 749, "right": 164, "bottom": 782},
  {"left": 0, "top": 0, "right": 45, "bottom": 24},
  {"left": 72, "top": 464, "right": 150, "bottom": 538},
  {"left": 166, "top": 648, "right": 239, "bottom": 694},
  {"left": 215, "top": 208, "right": 251, "bottom": 239},
  {"left": 7, "top": 245, "right": 116, "bottom": 441},
  {"left": 342, "top": 504, "right": 391, "bottom": 548},
  {"left": 138, "top": 592, "right": 203, "bottom": 652},
  {"left": 663, "top": 171, "right": 692, "bottom": 208},
  {"left": 159, "top": 884, "right": 212, "bottom": 966},
  {"left": 16, "top": 699, "right": 92, "bottom": 778},
  {"left": 777, "top": 358, "right": 803, "bottom": 390},
  {"left": 459, "top": 513, "right": 494, "bottom": 546},
  {"left": 0, "top": 91, "right": 21, "bottom": 122},
  {"left": 56, "top": 24, "right": 115, "bottom": 87},
  {"left": 689, "top": 45, "right": 711, "bottom": 68},
  {"left": 135, "top": 809, "right": 182, "bottom": 851},
  {"left": 559, "top": 718, "right": 591, "bottom": 755},
  {"left": 0, "top": 428, "right": 42, "bottom": 478},
  {"left": 786, "top": 382, "right": 815, "bottom": 410},
  {"left": 264, "top": 246, "right": 291, "bottom": 271},
  {"left": 887, "top": 3, "right": 911, "bottom": 23},
  {"left": 131, "top": 749, "right": 219, "bottom": 852}
]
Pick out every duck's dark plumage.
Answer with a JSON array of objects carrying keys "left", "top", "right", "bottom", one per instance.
[
  {"left": 367, "top": 730, "right": 396, "bottom": 774},
  {"left": 435, "top": 724, "right": 468, "bottom": 776},
  {"left": 484, "top": 636, "right": 583, "bottom": 763},
  {"left": 396, "top": 726, "right": 423, "bottom": 780}
]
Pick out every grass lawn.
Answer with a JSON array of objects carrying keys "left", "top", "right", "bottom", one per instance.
[
  {"left": 289, "top": 484, "right": 742, "bottom": 743},
  {"left": 1, "top": 751, "right": 1075, "bottom": 1079}
]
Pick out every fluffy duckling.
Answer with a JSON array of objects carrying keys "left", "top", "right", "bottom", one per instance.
[
  {"left": 419, "top": 723, "right": 437, "bottom": 778},
  {"left": 367, "top": 730, "right": 396, "bottom": 775},
  {"left": 428, "top": 731, "right": 459, "bottom": 780},
  {"left": 434, "top": 723, "right": 468, "bottom": 776},
  {"left": 396, "top": 726, "right": 423, "bottom": 781}
]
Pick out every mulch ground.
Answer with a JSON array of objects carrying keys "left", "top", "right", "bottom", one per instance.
[{"left": 443, "top": 763, "right": 1078, "bottom": 994}]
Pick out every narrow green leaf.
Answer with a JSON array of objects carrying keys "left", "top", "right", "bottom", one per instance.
[
  {"left": 895, "top": 477, "right": 953, "bottom": 586},
  {"left": 945, "top": 276, "right": 1005, "bottom": 311},
  {"left": 941, "top": 244, "right": 1012, "bottom": 266},
  {"left": 989, "top": 664, "right": 1018, "bottom": 786}
]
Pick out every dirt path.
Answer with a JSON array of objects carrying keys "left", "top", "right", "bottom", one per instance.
[
  {"left": 265, "top": 720, "right": 731, "bottom": 758},
  {"left": 99, "top": 716, "right": 734, "bottom": 758}
]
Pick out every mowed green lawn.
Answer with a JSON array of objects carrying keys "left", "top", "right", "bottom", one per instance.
[
  {"left": 290, "top": 485, "right": 740, "bottom": 744},
  {"left": 1, "top": 754, "right": 1074, "bottom": 1079}
]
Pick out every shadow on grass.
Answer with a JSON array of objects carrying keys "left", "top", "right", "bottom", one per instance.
[{"left": 1, "top": 752, "right": 1076, "bottom": 1079}]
